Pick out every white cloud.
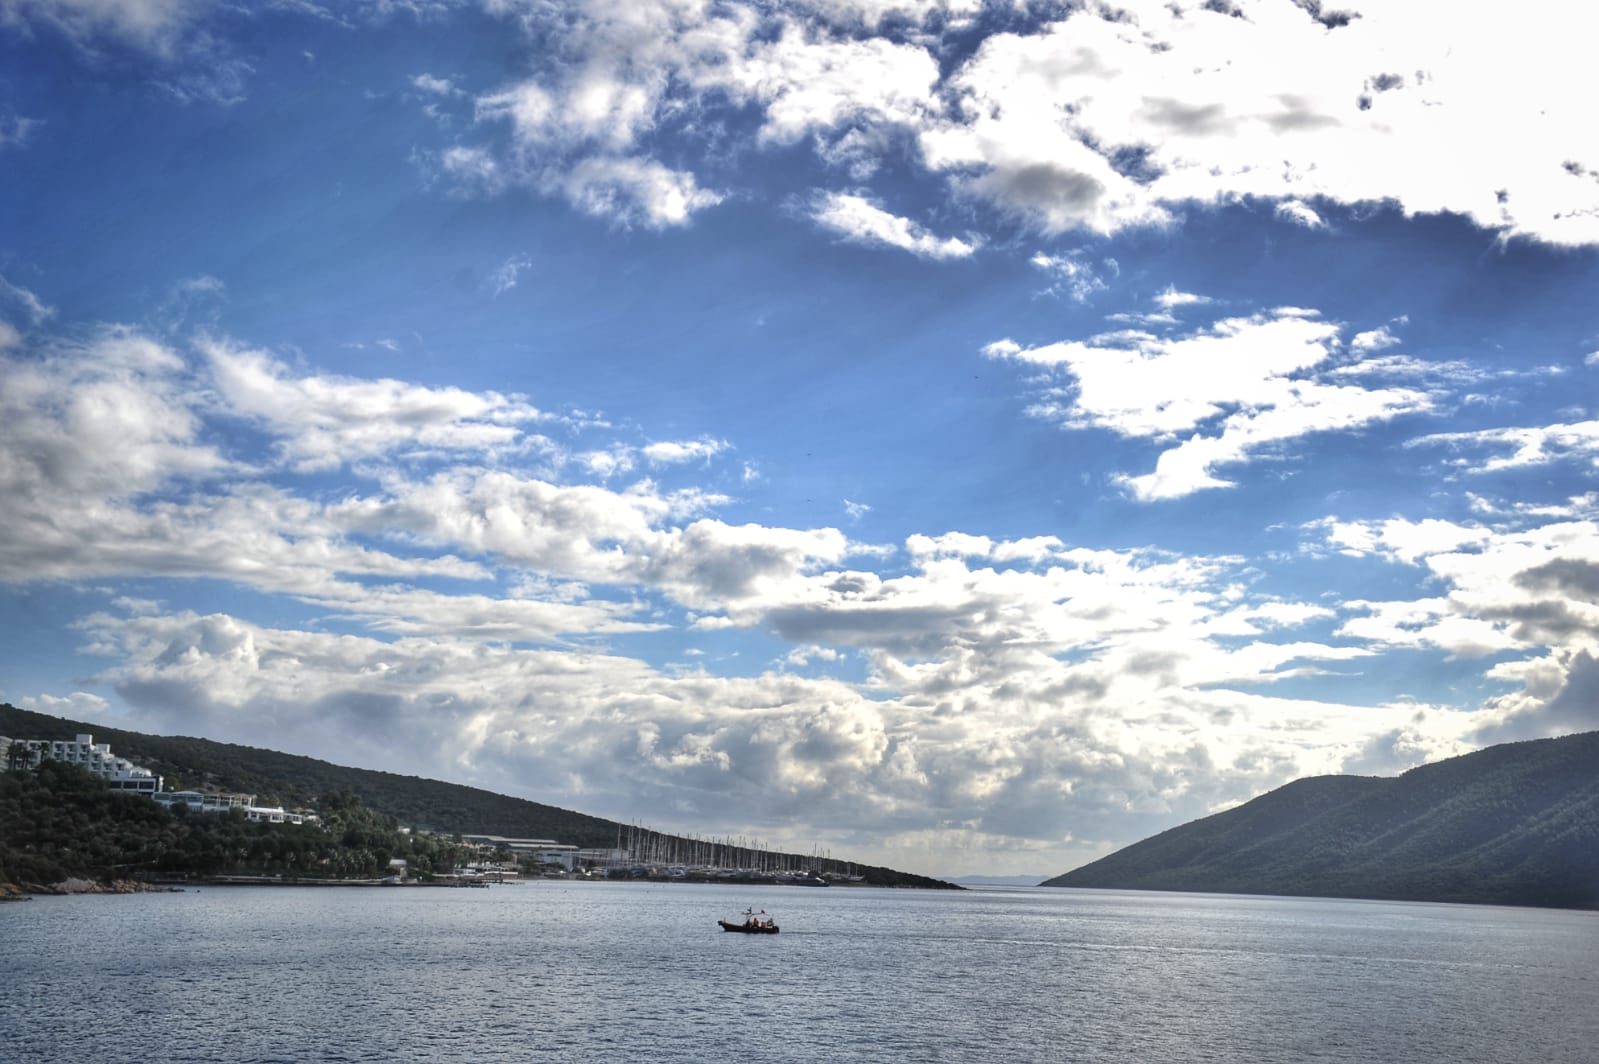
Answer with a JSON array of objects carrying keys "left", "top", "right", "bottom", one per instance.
[
  {"left": 490, "top": 253, "right": 532, "bottom": 295},
  {"left": 643, "top": 437, "right": 729, "bottom": 466},
  {"left": 6, "top": 0, "right": 259, "bottom": 106},
  {"left": 15, "top": 690, "right": 111, "bottom": 719},
  {"left": 0, "top": 112, "right": 40, "bottom": 151},
  {"left": 0, "top": 326, "right": 226, "bottom": 506},
  {"left": 1319, "top": 516, "right": 1496, "bottom": 567},
  {"left": 204, "top": 339, "right": 546, "bottom": 470},
  {"left": 1412, "top": 421, "right": 1599, "bottom": 474},
  {"left": 1275, "top": 199, "right": 1325, "bottom": 228},
  {"left": 21, "top": 0, "right": 1599, "bottom": 248},
  {"left": 558, "top": 156, "right": 722, "bottom": 228},
  {"left": 3, "top": 0, "right": 207, "bottom": 53},
  {"left": 782, "top": 643, "right": 841, "bottom": 667},
  {"left": 578, "top": 446, "right": 637, "bottom": 479},
  {"left": 460, "top": 0, "right": 1599, "bottom": 247},
  {"left": 930, "top": 0, "right": 1599, "bottom": 245},
  {"left": 463, "top": 1, "right": 746, "bottom": 225},
  {"left": 985, "top": 308, "right": 1434, "bottom": 500},
  {"left": 811, "top": 192, "right": 976, "bottom": 259},
  {"left": 1153, "top": 287, "right": 1210, "bottom": 311},
  {"left": 1323, "top": 514, "right": 1599, "bottom": 701},
  {"left": 412, "top": 72, "right": 460, "bottom": 96},
  {"left": 1030, "top": 252, "right": 1106, "bottom": 302},
  {"left": 787, "top": 0, "right": 982, "bottom": 31},
  {"left": 439, "top": 145, "right": 506, "bottom": 192},
  {"left": 5, "top": 314, "right": 1588, "bottom": 875},
  {"left": 1350, "top": 325, "right": 1401, "bottom": 353},
  {"left": 721, "top": 21, "right": 942, "bottom": 147},
  {"left": 73, "top": 538, "right": 1462, "bottom": 872},
  {"left": 0, "top": 330, "right": 508, "bottom": 600},
  {"left": 0, "top": 273, "right": 55, "bottom": 326}
]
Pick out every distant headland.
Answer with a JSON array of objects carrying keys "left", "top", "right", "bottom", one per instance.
[
  {"left": 1, "top": 703, "right": 958, "bottom": 897},
  {"left": 1042, "top": 729, "right": 1599, "bottom": 911}
]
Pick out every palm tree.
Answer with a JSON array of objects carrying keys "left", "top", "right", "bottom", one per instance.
[{"left": 5, "top": 740, "right": 34, "bottom": 774}]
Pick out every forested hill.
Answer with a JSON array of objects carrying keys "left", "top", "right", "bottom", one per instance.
[
  {"left": 1043, "top": 731, "right": 1599, "bottom": 910},
  {"left": 0, "top": 705, "right": 952, "bottom": 889}
]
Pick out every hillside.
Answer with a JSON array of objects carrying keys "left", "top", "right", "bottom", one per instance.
[
  {"left": 1043, "top": 731, "right": 1599, "bottom": 910},
  {"left": 0, "top": 704, "right": 953, "bottom": 889}
]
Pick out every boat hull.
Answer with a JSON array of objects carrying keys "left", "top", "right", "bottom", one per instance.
[{"left": 718, "top": 920, "right": 779, "bottom": 934}]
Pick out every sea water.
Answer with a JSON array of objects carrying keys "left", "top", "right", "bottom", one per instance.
[{"left": 2, "top": 882, "right": 1595, "bottom": 1063}]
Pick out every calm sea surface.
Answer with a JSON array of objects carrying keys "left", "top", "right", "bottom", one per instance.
[{"left": 3, "top": 882, "right": 1595, "bottom": 1063}]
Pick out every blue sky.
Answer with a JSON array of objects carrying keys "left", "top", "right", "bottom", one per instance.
[{"left": 2, "top": 0, "right": 1597, "bottom": 878}]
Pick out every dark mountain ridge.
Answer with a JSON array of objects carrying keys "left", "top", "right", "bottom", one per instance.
[
  {"left": 0, "top": 704, "right": 953, "bottom": 889},
  {"left": 1044, "top": 730, "right": 1599, "bottom": 910}
]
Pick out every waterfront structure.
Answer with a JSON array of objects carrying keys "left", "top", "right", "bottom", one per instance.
[
  {"left": 152, "top": 789, "right": 254, "bottom": 813},
  {"left": 152, "top": 790, "right": 317, "bottom": 825},
  {"left": 0, "top": 733, "right": 163, "bottom": 795},
  {"left": 459, "top": 834, "right": 580, "bottom": 870}
]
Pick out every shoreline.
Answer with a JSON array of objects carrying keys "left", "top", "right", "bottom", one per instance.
[{"left": 2, "top": 878, "right": 185, "bottom": 899}]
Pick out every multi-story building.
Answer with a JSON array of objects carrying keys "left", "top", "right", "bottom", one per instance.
[{"left": 1, "top": 733, "right": 163, "bottom": 795}]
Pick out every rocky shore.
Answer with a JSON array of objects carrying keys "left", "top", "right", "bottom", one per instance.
[{"left": 1, "top": 878, "right": 185, "bottom": 899}]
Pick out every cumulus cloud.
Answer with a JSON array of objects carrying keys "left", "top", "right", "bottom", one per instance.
[
  {"left": 0, "top": 327, "right": 226, "bottom": 507},
  {"left": 71, "top": 551, "right": 1426, "bottom": 868},
  {"left": 1478, "top": 651, "right": 1599, "bottom": 742},
  {"left": 1350, "top": 325, "right": 1401, "bottom": 353},
  {"left": 1316, "top": 508, "right": 1599, "bottom": 663}
]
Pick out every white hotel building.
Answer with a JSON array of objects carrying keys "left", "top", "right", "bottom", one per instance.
[
  {"left": 2, "top": 733, "right": 163, "bottom": 795},
  {"left": 3, "top": 733, "right": 316, "bottom": 824}
]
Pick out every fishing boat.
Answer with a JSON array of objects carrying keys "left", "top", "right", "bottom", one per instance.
[{"left": 719, "top": 908, "right": 779, "bottom": 934}]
